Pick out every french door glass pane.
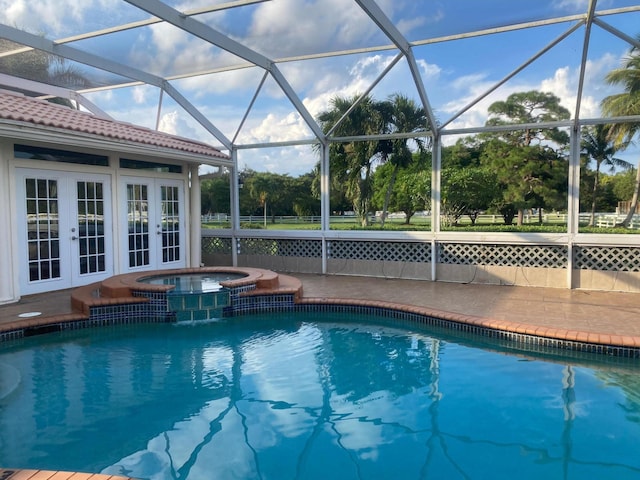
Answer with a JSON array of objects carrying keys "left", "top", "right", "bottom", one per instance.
[
  {"left": 127, "top": 184, "right": 150, "bottom": 268},
  {"left": 25, "top": 178, "right": 60, "bottom": 281},
  {"left": 161, "top": 185, "right": 180, "bottom": 263},
  {"left": 77, "top": 181, "right": 107, "bottom": 275}
]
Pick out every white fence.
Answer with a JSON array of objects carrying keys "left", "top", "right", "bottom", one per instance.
[{"left": 595, "top": 214, "right": 640, "bottom": 229}]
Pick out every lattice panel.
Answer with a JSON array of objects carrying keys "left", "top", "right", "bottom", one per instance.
[
  {"left": 238, "top": 238, "right": 278, "bottom": 255},
  {"left": 276, "top": 239, "right": 322, "bottom": 257},
  {"left": 202, "top": 237, "right": 232, "bottom": 254},
  {"left": 237, "top": 238, "right": 322, "bottom": 257},
  {"left": 575, "top": 246, "right": 640, "bottom": 272},
  {"left": 328, "top": 240, "right": 431, "bottom": 263},
  {"left": 439, "top": 243, "right": 567, "bottom": 268}
]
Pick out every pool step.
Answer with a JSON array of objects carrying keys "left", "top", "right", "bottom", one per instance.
[{"left": 168, "top": 289, "right": 231, "bottom": 322}]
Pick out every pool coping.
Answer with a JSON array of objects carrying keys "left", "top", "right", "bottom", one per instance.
[
  {"left": 297, "top": 297, "right": 640, "bottom": 348},
  {"left": 0, "top": 468, "right": 135, "bottom": 479}
]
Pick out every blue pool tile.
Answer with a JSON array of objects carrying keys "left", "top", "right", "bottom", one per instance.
[{"left": 184, "top": 294, "right": 200, "bottom": 310}]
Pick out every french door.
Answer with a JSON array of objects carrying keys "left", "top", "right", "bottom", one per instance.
[
  {"left": 16, "top": 169, "right": 113, "bottom": 294},
  {"left": 120, "top": 177, "right": 186, "bottom": 272}
]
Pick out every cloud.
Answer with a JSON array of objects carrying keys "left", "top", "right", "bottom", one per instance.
[
  {"left": 552, "top": 0, "right": 591, "bottom": 11},
  {"left": 247, "top": 0, "right": 382, "bottom": 56},
  {"left": 301, "top": 54, "right": 403, "bottom": 117},
  {"left": 417, "top": 59, "right": 442, "bottom": 81},
  {"left": 131, "top": 85, "right": 151, "bottom": 105},
  {"left": 1, "top": 0, "right": 123, "bottom": 37},
  {"left": 178, "top": 67, "right": 265, "bottom": 96},
  {"left": 539, "top": 52, "right": 621, "bottom": 118},
  {"left": 2, "top": 0, "right": 84, "bottom": 35}
]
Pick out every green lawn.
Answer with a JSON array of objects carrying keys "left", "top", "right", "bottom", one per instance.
[{"left": 201, "top": 216, "right": 638, "bottom": 233}]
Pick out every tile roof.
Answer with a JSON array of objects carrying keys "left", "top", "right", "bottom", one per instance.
[{"left": 0, "top": 90, "right": 229, "bottom": 160}]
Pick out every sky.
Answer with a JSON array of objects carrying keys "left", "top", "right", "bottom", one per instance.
[{"left": 2, "top": 0, "right": 640, "bottom": 176}]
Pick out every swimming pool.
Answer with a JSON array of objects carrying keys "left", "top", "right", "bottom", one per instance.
[{"left": 1, "top": 311, "right": 639, "bottom": 479}]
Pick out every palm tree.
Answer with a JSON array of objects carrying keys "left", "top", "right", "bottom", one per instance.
[
  {"left": 317, "top": 94, "right": 388, "bottom": 227},
  {"left": 601, "top": 37, "right": 640, "bottom": 227},
  {"left": 378, "top": 94, "right": 430, "bottom": 227},
  {"left": 581, "top": 124, "right": 630, "bottom": 226}
]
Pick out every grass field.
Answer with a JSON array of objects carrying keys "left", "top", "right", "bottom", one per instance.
[{"left": 202, "top": 214, "right": 638, "bottom": 233}]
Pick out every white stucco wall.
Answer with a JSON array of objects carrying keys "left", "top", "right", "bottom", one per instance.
[{"left": 0, "top": 140, "right": 18, "bottom": 303}]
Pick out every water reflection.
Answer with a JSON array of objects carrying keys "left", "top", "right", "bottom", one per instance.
[{"left": 0, "top": 313, "right": 639, "bottom": 479}]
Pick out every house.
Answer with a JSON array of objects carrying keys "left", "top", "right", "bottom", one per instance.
[{"left": 0, "top": 90, "right": 231, "bottom": 304}]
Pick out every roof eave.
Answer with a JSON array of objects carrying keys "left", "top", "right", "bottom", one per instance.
[{"left": 0, "top": 120, "right": 233, "bottom": 167}]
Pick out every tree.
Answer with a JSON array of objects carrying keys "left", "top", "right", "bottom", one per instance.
[
  {"left": 372, "top": 156, "right": 431, "bottom": 224},
  {"left": 483, "top": 91, "right": 570, "bottom": 224},
  {"left": 378, "top": 94, "right": 430, "bottom": 227},
  {"left": 486, "top": 91, "right": 570, "bottom": 146},
  {"left": 612, "top": 168, "right": 638, "bottom": 204},
  {"left": 289, "top": 173, "right": 320, "bottom": 217},
  {"left": 245, "top": 172, "right": 291, "bottom": 226},
  {"left": 581, "top": 124, "right": 630, "bottom": 226},
  {"left": 317, "top": 95, "right": 390, "bottom": 227},
  {"left": 310, "top": 162, "right": 351, "bottom": 215},
  {"left": 201, "top": 172, "right": 231, "bottom": 216},
  {"left": 441, "top": 167, "right": 499, "bottom": 225},
  {"left": 601, "top": 36, "right": 640, "bottom": 227},
  {"left": 482, "top": 139, "right": 568, "bottom": 224},
  {"left": 393, "top": 166, "right": 431, "bottom": 223},
  {"left": 442, "top": 136, "right": 484, "bottom": 169}
]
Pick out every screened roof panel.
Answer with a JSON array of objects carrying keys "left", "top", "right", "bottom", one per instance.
[
  {"left": 1, "top": 0, "right": 149, "bottom": 39},
  {"left": 67, "top": 22, "right": 254, "bottom": 80},
  {"left": 169, "top": 68, "right": 277, "bottom": 143},
  {"left": 84, "top": 84, "right": 162, "bottom": 129},
  {"left": 0, "top": 45, "right": 136, "bottom": 91},
  {"left": 195, "top": 0, "right": 393, "bottom": 60},
  {"left": 379, "top": 0, "right": 590, "bottom": 43},
  {"left": 230, "top": 72, "right": 317, "bottom": 144}
]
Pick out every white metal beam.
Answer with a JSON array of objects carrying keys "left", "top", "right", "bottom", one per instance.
[{"left": 573, "top": 0, "right": 598, "bottom": 123}]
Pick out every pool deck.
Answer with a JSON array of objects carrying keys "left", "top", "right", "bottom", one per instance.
[
  {"left": 2, "top": 273, "right": 640, "bottom": 345},
  {"left": 2, "top": 274, "right": 640, "bottom": 479},
  {"left": 0, "top": 468, "right": 135, "bottom": 480}
]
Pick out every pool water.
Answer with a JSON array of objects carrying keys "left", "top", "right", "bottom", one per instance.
[
  {"left": 138, "top": 272, "right": 248, "bottom": 292},
  {"left": 1, "top": 312, "right": 639, "bottom": 479}
]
